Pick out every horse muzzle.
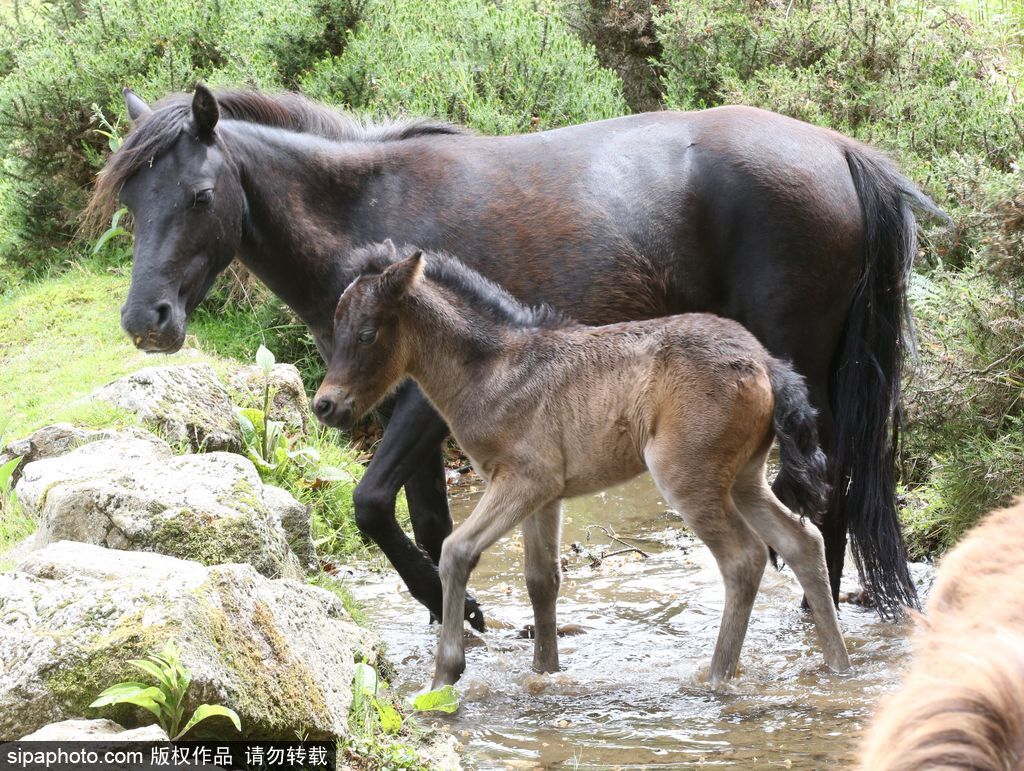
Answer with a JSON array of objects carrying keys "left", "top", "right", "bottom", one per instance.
[
  {"left": 312, "top": 389, "right": 356, "bottom": 430},
  {"left": 121, "top": 300, "right": 186, "bottom": 353}
]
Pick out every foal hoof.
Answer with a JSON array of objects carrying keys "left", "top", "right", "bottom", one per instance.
[{"left": 465, "top": 595, "right": 486, "bottom": 632}]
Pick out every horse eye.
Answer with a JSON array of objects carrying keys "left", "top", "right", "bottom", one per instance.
[
  {"left": 357, "top": 328, "right": 377, "bottom": 345},
  {"left": 194, "top": 189, "right": 214, "bottom": 207}
]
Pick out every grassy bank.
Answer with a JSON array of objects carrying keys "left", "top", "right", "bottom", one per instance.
[{"left": 0, "top": 260, "right": 370, "bottom": 568}]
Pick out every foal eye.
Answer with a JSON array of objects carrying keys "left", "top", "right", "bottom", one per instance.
[
  {"left": 357, "top": 328, "right": 377, "bottom": 345},
  {"left": 193, "top": 189, "right": 214, "bottom": 207}
]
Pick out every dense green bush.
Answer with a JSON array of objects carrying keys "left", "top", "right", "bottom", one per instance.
[
  {"left": 654, "top": 0, "right": 1022, "bottom": 268},
  {"left": 901, "top": 268, "right": 1023, "bottom": 555},
  {"left": 300, "top": 0, "right": 627, "bottom": 134}
]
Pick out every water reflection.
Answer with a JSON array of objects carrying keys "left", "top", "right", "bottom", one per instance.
[{"left": 349, "top": 474, "right": 931, "bottom": 770}]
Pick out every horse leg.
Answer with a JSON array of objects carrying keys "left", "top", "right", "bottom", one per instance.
[
  {"left": 352, "top": 383, "right": 485, "bottom": 630},
  {"left": 522, "top": 500, "right": 563, "bottom": 673},
  {"left": 648, "top": 443, "right": 766, "bottom": 684},
  {"left": 434, "top": 479, "right": 553, "bottom": 688},
  {"left": 403, "top": 446, "right": 452, "bottom": 564},
  {"left": 734, "top": 467, "right": 851, "bottom": 672}
]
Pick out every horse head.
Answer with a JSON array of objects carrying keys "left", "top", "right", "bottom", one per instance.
[{"left": 107, "top": 85, "right": 245, "bottom": 352}]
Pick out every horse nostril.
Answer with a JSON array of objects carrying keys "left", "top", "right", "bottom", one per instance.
[
  {"left": 313, "top": 397, "right": 334, "bottom": 418},
  {"left": 154, "top": 302, "right": 173, "bottom": 331}
]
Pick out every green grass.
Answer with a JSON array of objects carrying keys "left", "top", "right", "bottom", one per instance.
[{"left": 0, "top": 263, "right": 237, "bottom": 438}]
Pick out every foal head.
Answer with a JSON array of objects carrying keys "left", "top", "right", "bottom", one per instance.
[{"left": 313, "top": 246, "right": 426, "bottom": 429}]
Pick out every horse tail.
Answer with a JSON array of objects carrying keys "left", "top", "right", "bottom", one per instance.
[
  {"left": 833, "top": 144, "right": 945, "bottom": 617},
  {"left": 766, "top": 359, "right": 829, "bottom": 522}
]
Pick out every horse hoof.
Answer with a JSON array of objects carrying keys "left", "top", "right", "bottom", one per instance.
[{"left": 465, "top": 595, "right": 486, "bottom": 632}]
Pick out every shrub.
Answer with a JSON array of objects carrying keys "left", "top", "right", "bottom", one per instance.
[{"left": 300, "top": 0, "right": 628, "bottom": 134}]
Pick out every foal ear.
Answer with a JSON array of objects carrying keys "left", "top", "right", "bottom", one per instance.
[
  {"left": 379, "top": 250, "right": 425, "bottom": 299},
  {"left": 123, "top": 88, "right": 152, "bottom": 124},
  {"left": 191, "top": 83, "right": 220, "bottom": 141}
]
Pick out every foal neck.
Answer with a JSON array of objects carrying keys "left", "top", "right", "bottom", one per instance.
[{"left": 401, "top": 283, "right": 525, "bottom": 417}]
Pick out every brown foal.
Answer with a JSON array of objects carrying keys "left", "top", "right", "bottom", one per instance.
[{"left": 314, "top": 243, "right": 851, "bottom": 689}]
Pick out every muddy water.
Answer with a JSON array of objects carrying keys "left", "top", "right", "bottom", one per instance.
[{"left": 348, "top": 475, "right": 933, "bottom": 770}]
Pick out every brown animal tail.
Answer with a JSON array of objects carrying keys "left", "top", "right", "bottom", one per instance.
[
  {"left": 766, "top": 359, "right": 829, "bottom": 522},
  {"left": 858, "top": 632, "right": 1024, "bottom": 771}
]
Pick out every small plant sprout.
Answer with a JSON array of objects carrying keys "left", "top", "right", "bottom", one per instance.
[
  {"left": 90, "top": 641, "right": 241, "bottom": 739},
  {"left": 92, "top": 207, "right": 131, "bottom": 257},
  {"left": 351, "top": 662, "right": 403, "bottom": 735}
]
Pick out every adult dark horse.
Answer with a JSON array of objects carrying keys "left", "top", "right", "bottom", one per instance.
[{"left": 89, "top": 85, "right": 941, "bottom": 623}]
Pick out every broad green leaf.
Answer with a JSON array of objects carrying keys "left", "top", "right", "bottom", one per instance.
[
  {"left": 175, "top": 704, "right": 242, "bottom": 739},
  {"left": 255, "top": 344, "right": 275, "bottom": 374},
  {"left": 88, "top": 682, "right": 152, "bottom": 708},
  {"left": 352, "top": 662, "right": 379, "bottom": 696},
  {"left": 128, "top": 658, "right": 173, "bottom": 691},
  {"left": 373, "top": 698, "right": 403, "bottom": 734},
  {"left": 0, "top": 456, "right": 22, "bottom": 495},
  {"left": 91, "top": 685, "right": 165, "bottom": 723},
  {"left": 412, "top": 685, "right": 460, "bottom": 714}
]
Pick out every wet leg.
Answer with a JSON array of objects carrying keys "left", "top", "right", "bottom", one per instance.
[
  {"left": 734, "top": 469, "right": 851, "bottom": 671},
  {"left": 434, "top": 480, "right": 554, "bottom": 688},
  {"left": 522, "top": 500, "right": 563, "bottom": 673},
  {"left": 352, "top": 382, "right": 484, "bottom": 630}
]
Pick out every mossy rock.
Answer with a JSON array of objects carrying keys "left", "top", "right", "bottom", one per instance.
[
  {"left": 0, "top": 542, "right": 378, "bottom": 740},
  {"left": 16, "top": 434, "right": 311, "bottom": 577}
]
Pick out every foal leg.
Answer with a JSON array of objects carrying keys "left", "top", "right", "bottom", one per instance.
[
  {"left": 733, "top": 469, "right": 851, "bottom": 672},
  {"left": 648, "top": 445, "right": 767, "bottom": 684},
  {"left": 434, "top": 479, "right": 554, "bottom": 689},
  {"left": 522, "top": 500, "right": 563, "bottom": 673}
]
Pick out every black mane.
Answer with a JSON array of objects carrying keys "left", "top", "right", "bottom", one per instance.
[
  {"left": 87, "top": 89, "right": 466, "bottom": 226},
  {"left": 349, "top": 243, "right": 576, "bottom": 332}
]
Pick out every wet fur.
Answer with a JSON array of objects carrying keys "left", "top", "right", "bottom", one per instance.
[{"left": 858, "top": 499, "right": 1024, "bottom": 770}]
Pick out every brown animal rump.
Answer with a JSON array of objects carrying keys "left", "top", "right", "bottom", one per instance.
[{"left": 858, "top": 498, "right": 1024, "bottom": 770}]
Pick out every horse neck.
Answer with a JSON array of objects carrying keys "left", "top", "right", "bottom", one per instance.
[
  {"left": 225, "top": 123, "right": 384, "bottom": 351},
  {"left": 401, "top": 287, "right": 520, "bottom": 421}
]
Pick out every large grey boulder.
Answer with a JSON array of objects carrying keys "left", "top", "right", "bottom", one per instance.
[
  {"left": 0, "top": 542, "right": 377, "bottom": 741},
  {"left": 227, "top": 363, "right": 311, "bottom": 435},
  {"left": 16, "top": 435, "right": 312, "bottom": 577},
  {"left": 0, "top": 424, "right": 158, "bottom": 487},
  {"left": 91, "top": 364, "right": 242, "bottom": 453}
]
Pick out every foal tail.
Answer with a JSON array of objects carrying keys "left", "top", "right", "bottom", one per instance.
[
  {"left": 833, "top": 144, "right": 946, "bottom": 617},
  {"left": 766, "top": 359, "right": 829, "bottom": 522}
]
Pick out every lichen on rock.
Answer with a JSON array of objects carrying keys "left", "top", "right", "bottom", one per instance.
[
  {"left": 16, "top": 435, "right": 313, "bottom": 577},
  {"left": 0, "top": 542, "right": 378, "bottom": 741}
]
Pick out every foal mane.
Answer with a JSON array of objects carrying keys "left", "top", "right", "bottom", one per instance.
[
  {"left": 86, "top": 89, "right": 467, "bottom": 227},
  {"left": 349, "top": 243, "right": 576, "bottom": 332}
]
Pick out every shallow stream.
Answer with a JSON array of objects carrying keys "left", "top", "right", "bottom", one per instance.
[{"left": 348, "top": 475, "right": 933, "bottom": 770}]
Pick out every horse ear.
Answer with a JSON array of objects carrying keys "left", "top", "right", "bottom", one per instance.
[
  {"left": 382, "top": 238, "right": 397, "bottom": 258},
  {"left": 192, "top": 83, "right": 219, "bottom": 141},
  {"left": 379, "top": 250, "right": 425, "bottom": 300},
  {"left": 123, "top": 88, "right": 152, "bottom": 124}
]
